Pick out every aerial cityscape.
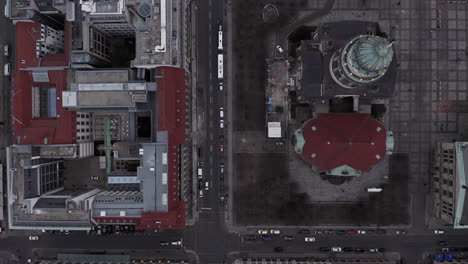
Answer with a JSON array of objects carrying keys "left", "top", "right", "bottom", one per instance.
[{"left": 0, "top": 0, "right": 467, "bottom": 263}]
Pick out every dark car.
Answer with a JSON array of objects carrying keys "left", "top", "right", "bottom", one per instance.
[
  {"left": 319, "top": 247, "right": 331, "bottom": 252},
  {"left": 335, "top": 230, "right": 346, "bottom": 235},
  {"left": 376, "top": 229, "right": 387, "bottom": 234},
  {"left": 325, "top": 230, "right": 334, "bottom": 234},
  {"left": 343, "top": 247, "right": 353, "bottom": 252},
  {"left": 284, "top": 236, "right": 294, "bottom": 241},
  {"left": 346, "top": 230, "right": 357, "bottom": 234},
  {"left": 378, "top": 248, "right": 386, "bottom": 252},
  {"left": 245, "top": 235, "right": 256, "bottom": 241},
  {"left": 439, "top": 241, "right": 449, "bottom": 246},
  {"left": 298, "top": 229, "right": 310, "bottom": 235},
  {"left": 367, "top": 230, "right": 376, "bottom": 234},
  {"left": 160, "top": 241, "right": 170, "bottom": 246},
  {"left": 354, "top": 248, "right": 365, "bottom": 253},
  {"left": 261, "top": 235, "right": 272, "bottom": 241},
  {"left": 274, "top": 247, "right": 284, "bottom": 252}
]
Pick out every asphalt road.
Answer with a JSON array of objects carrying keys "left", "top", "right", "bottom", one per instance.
[{"left": 1, "top": 0, "right": 468, "bottom": 264}]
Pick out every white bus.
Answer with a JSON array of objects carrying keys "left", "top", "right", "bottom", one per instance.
[
  {"left": 218, "top": 31, "right": 223, "bottom": 50},
  {"left": 217, "top": 54, "right": 223, "bottom": 79}
]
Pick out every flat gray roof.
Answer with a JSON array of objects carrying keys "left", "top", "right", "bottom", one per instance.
[{"left": 455, "top": 142, "right": 468, "bottom": 228}]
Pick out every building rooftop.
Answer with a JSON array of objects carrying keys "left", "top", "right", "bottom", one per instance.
[
  {"left": 454, "top": 142, "right": 468, "bottom": 228},
  {"left": 296, "top": 113, "right": 389, "bottom": 174}
]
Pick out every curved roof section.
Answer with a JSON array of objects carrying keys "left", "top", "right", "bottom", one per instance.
[
  {"left": 300, "top": 113, "right": 387, "bottom": 172},
  {"left": 341, "top": 35, "right": 394, "bottom": 83},
  {"left": 351, "top": 35, "right": 393, "bottom": 73}
]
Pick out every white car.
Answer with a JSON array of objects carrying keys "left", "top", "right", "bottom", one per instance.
[
  {"left": 270, "top": 229, "right": 281, "bottom": 235},
  {"left": 358, "top": 230, "right": 366, "bottom": 234},
  {"left": 276, "top": 45, "right": 283, "bottom": 53},
  {"left": 304, "top": 237, "right": 315, "bottom": 242},
  {"left": 257, "top": 229, "right": 268, "bottom": 234},
  {"left": 171, "top": 240, "right": 182, "bottom": 246},
  {"left": 220, "top": 120, "right": 224, "bottom": 128},
  {"left": 199, "top": 190, "right": 203, "bottom": 197},
  {"left": 331, "top": 247, "right": 342, "bottom": 252},
  {"left": 205, "top": 181, "right": 209, "bottom": 191},
  {"left": 434, "top": 229, "right": 445, "bottom": 234},
  {"left": 219, "top": 84, "right": 223, "bottom": 91},
  {"left": 28, "top": 236, "right": 39, "bottom": 241},
  {"left": 91, "top": 176, "right": 99, "bottom": 181}
]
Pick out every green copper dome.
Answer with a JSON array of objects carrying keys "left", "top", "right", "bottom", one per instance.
[
  {"left": 340, "top": 35, "right": 394, "bottom": 84},
  {"left": 351, "top": 36, "right": 393, "bottom": 73}
]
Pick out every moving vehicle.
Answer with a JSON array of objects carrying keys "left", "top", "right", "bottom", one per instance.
[
  {"left": 28, "top": 236, "right": 39, "bottom": 241},
  {"left": 4, "top": 44, "right": 10, "bottom": 57},
  {"left": 218, "top": 31, "right": 223, "bottom": 50},
  {"left": 197, "top": 168, "right": 203, "bottom": 179},
  {"left": 4, "top": 63, "right": 10, "bottom": 76},
  {"left": 171, "top": 240, "right": 182, "bottom": 246},
  {"left": 91, "top": 176, "right": 99, "bottom": 181},
  {"left": 199, "top": 190, "right": 203, "bottom": 197},
  {"left": 217, "top": 54, "right": 223, "bottom": 79},
  {"left": 220, "top": 119, "right": 224, "bottom": 128},
  {"left": 276, "top": 45, "right": 283, "bottom": 53},
  {"left": 220, "top": 107, "right": 224, "bottom": 118},
  {"left": 205, "top": 181, "right": 209, "bottom": 191},
  {"left": 274, "top": 247, "right": 283, "bottom": 252},
  {"left": 304, "top": 237, "right": 315, "bottom": 242},
  {"left": 219, "top": 82, "right": 223, "bottom": 91}
]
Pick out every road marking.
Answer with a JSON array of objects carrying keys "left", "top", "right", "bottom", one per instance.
[
  {"left": 210, "top": 145, "right": 213, "bottom": 152},
  {"left": 210, "top": 96, "right": 213, "bottom": 103},
  {"left": 209, "top": 120, "right": 213, "bottom": 128},
  {"left": 209, "top": 72, "right": 213, "bottom": 80},
  {"left": 210, "top": 133, "right": 214, "bottom": 140},
  {"left": 210, "top": 109, "right": 213, "bottom": 116}
]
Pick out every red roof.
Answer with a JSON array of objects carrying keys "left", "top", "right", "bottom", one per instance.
[
  {"left": 301, "top": 113, "right": 387, "bottom": 172},
  {"left": 12, "top": 22, "right": 75, "bottom": 145},
  {"left": 94, "top": 67, "right": 187, "bottom": 230}
]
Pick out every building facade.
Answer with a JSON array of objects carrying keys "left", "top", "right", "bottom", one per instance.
[{"left": 433, "top": 141, "right": 468, "bottom": 228}]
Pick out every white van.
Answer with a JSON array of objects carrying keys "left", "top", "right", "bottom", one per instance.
[
  {"left": 218, "top": 31, "right": 223, "bottom": 50},
  {"left": 220, "top": 107, "right": 224, "bottom": 118},
  {"left": 217, "top": 54, "right": 223, "bottom": 79},
  {"left": 4, "top": 63, "right": 10, "bottom": 76},
  {"left": 197, "top": 168, "right": 203, "bottom": 178}
]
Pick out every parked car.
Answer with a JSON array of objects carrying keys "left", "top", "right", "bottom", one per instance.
[
  {"left": 91, "top": 176, "right": 99, "bottom": 181},
  {"left": 261, "top": 235, "right": 272, "bottom": 241},
  {"left": 304, "top": 237, "right": 315, "bottom": 242},
  {"left": 270, "top": 229, "right": 281, "bottom": 235},
  {"left": 354, "top": 248, "right": 366, "bottom": 253},
  {"left": 335, "top": 230, "right": 346, "bottom": 235},
  {"left": 4, "top": 63, "right": 11, "bottom": 76},
  {"left": 395, "top": 230, "right": 406, "bottom": 235},
  {"left": 331, "top": 247, "right": 342, "bottom": 252},
  {"left": 434, "top": 229, "right": 445, "bottom": 234},
  {"left": 319, "top": 247, "right": 331, "bottom": 252},
  {"left": 439, "top": 241, "right": 449, "bottom": 246},
  {"left": 367, "top": 230, "right": 376, "bottom": 234},
  {"left": 160, "top": 241, "right": 170, "bottom": 246},
  {"left": 245, "top": 235, "right": 256, "bottom": 241},
  {"left": 284, "top": 236, "right": 294, "bottom": 241},
  {"left": 28, "top": 236, "right": 39, "bottom": 240},
  {"left": 346, "top": 230, "right": 357, "bottom": 234},
  {"left": 369, "top": 248, "right": 379, "bottom": 253},
  {"left": 324, "top": 229, "right": 334, "bottom": 234},
  {"left": 298, "top": 229, "right": 310, "bottom": 235},
  {"left": 313, "top": 230, "right": 323, "bottom": 235},
  {"left": 343, "top": 247, "right": 353, "bottom": 252},
  {"left": 357, "top": 230, "right": 366, "bottom": 234},
  {"left": 376, "top": 229, "right": 387, "bottom": 234},
  {"left": 276, "top": 45, "right": 283, "bottom": 53},
  {"left": 258, "top": 230, "right": 268, "bottom": 234}
]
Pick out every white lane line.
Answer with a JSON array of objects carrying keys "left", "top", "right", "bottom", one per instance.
[{"left": 210, "top": 96, "right": 213, "bottom": 103}]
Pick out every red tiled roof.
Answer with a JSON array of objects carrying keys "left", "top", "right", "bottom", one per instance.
[
  {"left": 12, "top": 22, "right": 75, "bottom": 145},
  {"left": 301, "top": 113, "right": 387, "bottom": 172}
]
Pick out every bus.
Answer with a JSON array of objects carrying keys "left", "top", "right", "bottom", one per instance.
[{"left": 217, "top": 54, "right": 223, "bottom": 79}]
